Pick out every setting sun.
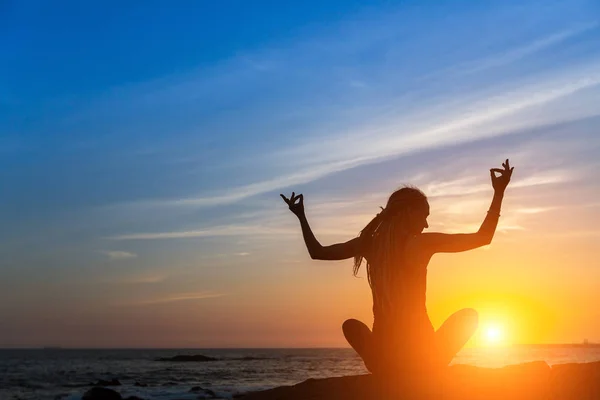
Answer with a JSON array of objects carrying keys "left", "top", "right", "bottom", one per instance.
[{"left": 484, "top": 325, "right": 504, "bottom": 345}]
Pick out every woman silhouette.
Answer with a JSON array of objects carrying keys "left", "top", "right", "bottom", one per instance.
[{"left": 281, "top": 159, "right": 514, "bottom": 377}]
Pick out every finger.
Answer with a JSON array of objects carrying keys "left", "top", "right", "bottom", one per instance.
[
  {"left": 491, "top": 168, "right": 504, "bottom": 174},
  {"left": 297, "top": 194, "right": 304, "bottom": 205},
  {"left": 280, "top": 194, "right": 289, "bottom": 204},
  {"left": 490, "top": 169, "right": 496, "bottom": 180}
]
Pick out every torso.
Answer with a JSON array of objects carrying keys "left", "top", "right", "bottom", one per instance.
[{"left": 367, "top": 235, "right": 435, "bottom": 346}]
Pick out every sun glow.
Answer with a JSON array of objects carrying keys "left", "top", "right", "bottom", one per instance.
[{"left": 483, "top": 325, "right": 504, "bottom": 346}]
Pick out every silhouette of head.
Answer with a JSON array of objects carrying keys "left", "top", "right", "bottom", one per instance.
[
  {"left": 353, "top": 186, "right": 429, "bottom": 285},
  {"left": 383, "top": 187, "right": 429, "bottom": 235}
]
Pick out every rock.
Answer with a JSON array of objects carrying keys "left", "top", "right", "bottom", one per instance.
[
  {"left": 239, "top": 361, "right": 600, "bottom": 400},
  {"left": 189, "top": 385, "right": 217, "bottom": 397},
  {"left": 155, "top": 354, "right": 218, "bottom": 362},
  {"left": 91, "top": 378, "right": 121, "bottom": 386},
  {"left": 133, "top": 382, "right": 148, "bottom": 387},
  {"left": 240, "top": 375, "right": 372, "bottom": 400},
  {"left": 548, "top": 361, "right": 600, "bottom": 400},
  {"left": 82, "top": 387, "right": 122, "bottom": 400}
]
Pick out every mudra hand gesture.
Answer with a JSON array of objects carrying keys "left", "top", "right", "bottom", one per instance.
[
  {"left": 491, "top": 159, "right": 514, "bottom": 193},
  {"left": 280, "top": 192, "right": 304, "bottom": 218}
]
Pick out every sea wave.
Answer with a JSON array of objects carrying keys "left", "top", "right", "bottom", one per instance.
[{"left": 1, "top": 347, "right": 600, "bottom": 400}]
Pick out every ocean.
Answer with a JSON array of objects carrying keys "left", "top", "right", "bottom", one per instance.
[{"left": 1, "top": 347, "right": 599, "bottom": 400}]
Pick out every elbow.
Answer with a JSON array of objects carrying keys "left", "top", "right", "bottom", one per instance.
[
  {"left": 482, "top": 234, "right": 494, "bottom": 246},
  {"left": 308, "top": 247, "right": 324, "bottom": 260},
  {"left": 477, "top": 230, "right": 494, "bottom": 246},
  {"left": 310, "top": 253, "right": 325, "bottom": 260}
]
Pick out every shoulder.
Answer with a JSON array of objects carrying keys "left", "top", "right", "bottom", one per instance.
[
  {"left": 356, "top": 235, "right": 373, "bottom": 258},
  {"left": 405, "top": 233, "right": 436, "bottom": 257}
]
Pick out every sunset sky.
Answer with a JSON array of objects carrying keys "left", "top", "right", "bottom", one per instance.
[{"left": 1, "top": 0, "right": 599, "bottom": 348}]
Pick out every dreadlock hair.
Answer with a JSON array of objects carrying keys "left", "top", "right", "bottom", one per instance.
[{"left": 353, "top": 186, "right": 428, "bottom": 314}]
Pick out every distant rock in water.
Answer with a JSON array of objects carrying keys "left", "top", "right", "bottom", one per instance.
[
  {"left": 90, "top": 378, "right": 121, "bottom": 386},
  {"left": 155, "top": 354, "right": 218, "bottom": 362},
  {"left": 82, "top": 387, "right": 122, "bottom": 400},
  {"left": 189, "top": 386, "right": 217, "bottom": 397},
  {"left": 82, "top": 387, "right": 147, "bottom": 400},
  {"left": 240, "top": 361, "right": 600, "bottom": 400}
]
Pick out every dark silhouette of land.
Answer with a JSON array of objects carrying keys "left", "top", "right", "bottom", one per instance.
[
  {"left": 155, "top": 354, "right": 218, "bottom": 362},
  {"left": 240, "top": 361, "right": 600, "bottom": 400}
]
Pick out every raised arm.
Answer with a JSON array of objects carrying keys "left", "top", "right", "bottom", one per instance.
[
  {"left": 419, "top": 159, "right": 514, "bottom": 254},
  {"left": 280, "top": 192, "right": 361, "bottom": 260}
]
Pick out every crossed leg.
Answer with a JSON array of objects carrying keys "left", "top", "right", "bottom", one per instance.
[
  {"left": 342, "top": 319, "right": 378, "bottom": 373},
  {"left": 342, "top": 308, "right": 478, "bottom": 374},
  {"left": 434, "top": 308, "right": 479, "bottom": 366}
]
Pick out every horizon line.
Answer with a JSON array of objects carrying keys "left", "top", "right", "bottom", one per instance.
[{"left": 1, "top": 343, "right": 598, "bottom": 350}]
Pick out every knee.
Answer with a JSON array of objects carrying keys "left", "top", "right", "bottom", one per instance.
[
  {"left": 461, "top": 308, "right": 479, "bottom": 329},
  {"left": 342, "top": 318, "right": 372, "bottom": 342},
  {"left": 342, "top": 318, "right": 361, "bottom": 334}
]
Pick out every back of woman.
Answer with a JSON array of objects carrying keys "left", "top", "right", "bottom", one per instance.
[
  {"left": 281, "top": 159, "right": 514, "bottom": 377},
  {"left": 357, "top": 188, "right": 437, "bottom": 368}
]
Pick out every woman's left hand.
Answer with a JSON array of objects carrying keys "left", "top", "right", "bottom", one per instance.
[{"left": 490, "top": 159, "right": 514, "bottom": 193}]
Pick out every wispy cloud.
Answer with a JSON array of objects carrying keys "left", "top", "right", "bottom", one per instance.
[
  {"left": 514, "top": 207, "right": 557, "bottom": 214},
  {"left": 136, "top": 158, "right": 370, "bottom": 208},
  {"left": 120, "top": 274, "right": 167, "bottom": 284},
  {"left": 282, "top": 63, "right": 600, "bottom": 164},
  {"left": 538, "top": 230, "right": 600, "bottom": 239},
  {"left": 109, "top": 153, "right": 582, "bottom": 241},
  {"left": 349, "top": 80, "right": 369, "bottom": 88},
  {"left": 456, "top": 23, "right": 599, "bottom": 75},
  {"left": 125, "top": 292, "right": 226, "bottom": 306},
  {"left": 100, "top": 250, "right": 138, "bottom": 260},
  {"left": 134, "top": 60, "right": 600, "bottom": 209},
  {"left": 109, "top": 225, "right": 292, "bottom": 240},
  {"left": 109, "top": 224, "right": 352, "bottom": 240},
  {"left": 424, "top": 168, "right": 575, "bottom": 198},
  {"left": 439, "top": 221, "right": 526, "bottom": 234}
]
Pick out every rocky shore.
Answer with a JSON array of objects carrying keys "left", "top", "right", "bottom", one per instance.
[
  {"left": 241, "top": 361, "right": 600, "bottom": 400},
  {"left": 80, "top": 360, "right": 600, "bottom": 400}
]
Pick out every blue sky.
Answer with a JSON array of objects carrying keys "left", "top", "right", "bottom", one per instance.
[{"left": 1, "top": 0, "right": 600, "bottom": 347}]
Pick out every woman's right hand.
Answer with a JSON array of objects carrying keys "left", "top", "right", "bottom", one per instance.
[
  {"left": 280, "top": 192, "right": 305, "bottom": 218},
  {"left": 490, "top": 159, "right": 514, "bottom": 193}
]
